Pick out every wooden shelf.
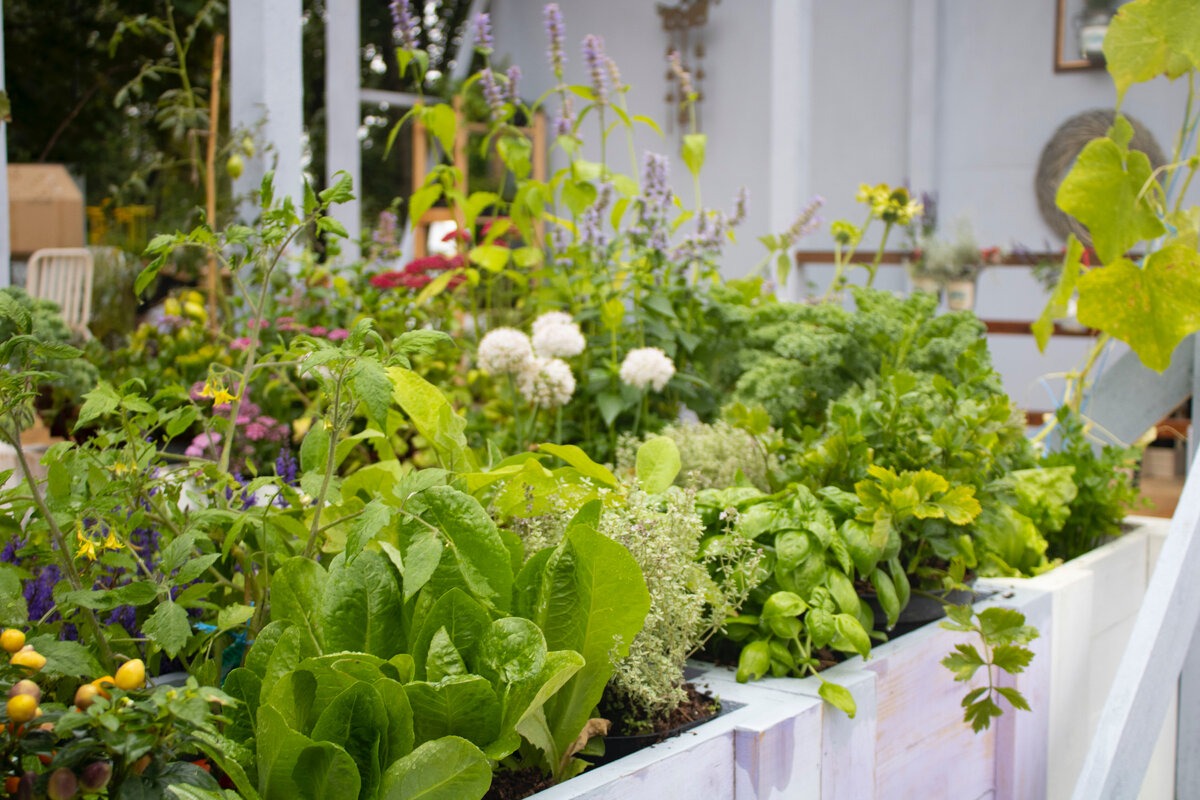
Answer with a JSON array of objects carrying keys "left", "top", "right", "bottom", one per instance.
[{"left": 981, "top": 320, "right": 1098, "bottom": 337}]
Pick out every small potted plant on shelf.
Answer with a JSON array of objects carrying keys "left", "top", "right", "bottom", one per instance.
[
  {"left": 916, "top": 218, "right": 993, "bottom": 311},
  {"left": 1078, "top": 0, "right": 1120, "bottom": 65}
]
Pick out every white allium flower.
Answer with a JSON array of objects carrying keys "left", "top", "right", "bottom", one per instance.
[
  {"left": 532, "top": 321, "right": 586, "bottom": 358},
  {"left": 478, "top": 327, "right": 534, "bottom": 374},
  {"left": 531, "top": 311, "right": 575, "bottom": 337},
  {"left": 619, "top": 347, "right": 676, "bottom": 392},
  {"left": 517, "top": 356, "right": 576, "bottom": 407}
]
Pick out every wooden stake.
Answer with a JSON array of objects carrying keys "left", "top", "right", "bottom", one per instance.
[{"left": 205, "top": 32, "right": 225, "bottom": 330}]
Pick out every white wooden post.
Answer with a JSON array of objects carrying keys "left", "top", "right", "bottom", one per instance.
[
  {"left": 1177, "top": 336, "right": 1200, "bottom": 797},
  {"left": 230, "top": 0, "right": 305, "bottom": 215},
  {"left": 1072, "top": 450, "right": 1200, "bottom": 799},
  {"left": 0, "top": 0, "right": 10, "bottom": 287},
  {"left": 325, "top": 0, "right": 361, "bottom": 256},
  {"left": 1085, "top": 337, "right": 1195, "bottom": 448}
]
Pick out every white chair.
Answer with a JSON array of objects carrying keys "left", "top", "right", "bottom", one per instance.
[{"left": 27, "top": 248, "right": 94, "bottom": 338}]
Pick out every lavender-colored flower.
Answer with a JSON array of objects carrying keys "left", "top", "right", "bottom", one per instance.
[
  {"left": 642, "top": 152, "right": 670, "bottom": 207},
  {"left": 580, "top": 206, "right": 605, "bottom": 249},
  {"left": 390, "top": 0, "right": 419, "bottom": 49},
  {"left": 544, "top": 4, "right": 566, "bottom": 77},
  {"left": 554, "top": 111, "right": 574, "bottom": 137},
  {"left": 668, "top": 50, "right": 694, "bottom": 98},
  {"left": 481, "top": 68, "right": 505, "bottom": 122},
  {"left": 582, "top": 34, "right": 607, "bottom": 104},
  {"left": 276, "top": 447, "right": 299, "bottom": 486},
  {"left": 506, "top": 65, "right": 522, "bottom": 105},
  {"left": 606, "top": 57, "right": 624, "bottom": 93},
  {"left": 785, "top": 195, "right": 825, "bottom": 242},
  {"left": 374, "top": 210, "right": 398, "bottom": 250},
  {"left": 474, "top": 12, "right": 493, "bottom": 52},
  {"left": 731, "top": 187, "right": 749, "bottom": 227}
]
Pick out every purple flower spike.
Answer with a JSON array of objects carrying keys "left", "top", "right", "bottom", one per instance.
[
  {"left": 390, "top": 0, "right": 418, "bottom": 50},
  {"left": 506, "top": 65, "right": 522, "bottom": 104},
  {"left": 480, "top": 67, "right": 505, "bottom": 122},
  {"left": 582, "top": 34, "right": 607, "bottom": 104},
  {"left": 474, "top": 12, "right": 493, "bottom": 52},
  {"left": 544, "top": 4, "right": 566, "bottom": 76}
]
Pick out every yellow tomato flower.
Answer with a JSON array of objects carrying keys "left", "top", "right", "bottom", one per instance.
[
  {"left": 103, "top": 531, "right": 124, "bottom": 551},
  {"left": 212, "top": 387, "right": 237, "bottom": 406},
  {"left": 76, "top": 531, "right": 97, "bottom": 562}
]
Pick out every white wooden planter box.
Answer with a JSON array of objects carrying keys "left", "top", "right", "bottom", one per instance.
[
  {"left": 698, "top": 583, "right": 1054, "bottom": 800},
  {"left": 530, "top": 677, "right": 824, "bottom": 800},
  {"left": 977, "top": 516, "right": 1174, "bottom": 800}
]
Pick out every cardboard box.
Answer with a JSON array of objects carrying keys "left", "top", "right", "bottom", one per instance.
[{"left": 8, "top": 164, "right": 85, "bottom": 257}]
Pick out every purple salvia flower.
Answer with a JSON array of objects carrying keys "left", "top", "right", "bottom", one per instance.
[
  {"left": 582, "top": 34, "right": 607, "bottom": 104},
  {"left": 506, "top": 65, "right": 522, "bottom": 105},
  {"left": 374, "top": 210, "right": 398, "bottom": 249},
  {"left": 390, "top": 0, "right": 419, "bottom": 49},
  {"left": 554, "top": 112, "right": 574, "bottom": 137},
  {"left": 544, "top": 4, "right": 566, "bottom": 77},
  {"left": 474, "top": 12, "right": 493, "bottom": 52},
  {"left": 480, "top": 67, "right": 505, "bottom": 122}
]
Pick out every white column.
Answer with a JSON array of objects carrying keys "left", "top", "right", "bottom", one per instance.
[
  {"left": 769, "top": 0, "right": 812, "bottom": 302},
  {"left": 0, "top": 0, "right": 10, "bottom": 287},
  {"left": 907, "top": 0, "right": 939, "bottom": 194},
  {"left": 325, "top": 0, "right": 361, "bottom": 257},
  {"left": 231, "top": 0, "right": 304, "bottom": 216}
]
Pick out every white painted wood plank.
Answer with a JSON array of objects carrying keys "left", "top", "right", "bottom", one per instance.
[
  {"left": 993, "top": 587, "right": 1052, "bottom": 800},
  {"left": 1072, "top": 458, "right": 1200, "bottom": 799}
]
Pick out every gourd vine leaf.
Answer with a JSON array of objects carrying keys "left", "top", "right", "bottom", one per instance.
[
  {"left": 1076, "top": 245, "right": 1200, "bottom": 372},
  {"left": 1103, "top": 0, "right": 1196, "bottom": 102},
  {"left": 1033, "top": 236, "right": 1084, "bottom": 352},
  {"left": 1055, "top": 120, "right": 1165, "bottom": 265}
]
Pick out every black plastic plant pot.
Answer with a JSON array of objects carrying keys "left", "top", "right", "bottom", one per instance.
[
  {"left": 862, "top": 581, "right": 981, "bottom": 639},
  {"left": 584, "top": 712, "right": 720, "bottom": 768}
]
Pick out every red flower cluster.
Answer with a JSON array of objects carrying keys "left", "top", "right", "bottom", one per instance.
[{"left": 370, "top": 253, "right": 466, "bottom": 291}]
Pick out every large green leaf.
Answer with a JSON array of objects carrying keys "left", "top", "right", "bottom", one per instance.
[
  {"left": 537, "top": 443, "right": 619, "bottom": 488},
  {"left": 417, "top": 487, "right": 514, "bottom": 612},
  {"left": 390, "top": 368, "right": 471, "bottom": 472},
  {"left": 141, "top": 601, "right": 192, "bottom": 658},
  {"left": 1076, "top": 245, "right": 1200, "bottom": 371},
  {"left": 1033, "top": 236, "right": 1085, "bottom": 351},
  {"left": 260, "top": 627, "right": 319, "bottom": 704},
  {"left": 480, "top": 618, "right": 547, "bottom": 685},
  {"left": 635, "top": 436, "right": 682, "bottom": 494},
  {"left": 321, "top": 550, "right": 406, "bottom": 658},
  {"left": 271, "top": 557, "right": 328, "bottom": 654},
  {"left": 1104, "top": 0, "right": 1200, "bottom": 101},
  {"left": 378, "top": 737, "right": 491, "bottom": 800},
  {"left": 264, "top": 669, "right": 318, "bottom": 734},
  {"left": 310, "top": 683, "right": 389, "bottom": 800},
  {"left": 534, "top": 525, "right": 651, "bottom": 770},
  {"left": 405, "top": 677, "right": 501, "bottom": 748},
  {"left": 0, "top": 564, "right": 27, "bottom": 626},
  {"left": 1056, "top": 125, "right": 1165, "bottom": 264},
  {"left": 244, "top": 621, "right": 293, "bottom": 679},
  {"left": 373, "top": 678, "right": 415, "bottom": 768},
  {"left": 293, "top": 742, "right": 362, "bottom": 800},
  {"left": 257, "top": 706, "right": 325, "bottom": 800},
  {"left": 411, "top": 588, "right": 491, "bottom": 679},
  {"left": 222, "top": 668, "right": 261, "bottom": 745}
]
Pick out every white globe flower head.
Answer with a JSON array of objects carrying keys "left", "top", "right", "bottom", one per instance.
[
  {"left": 478, "top": 327, "right": 534, "bottom": 375},
  {"left": 532, "top": 321, "right": 586, "bottom": 359},
  {"left": 619, "top": 347, "right": 676, "bottom": 392},
  {"left": 531, "top": 311, "right": 575, "bottom": 337},
  {"left": 517, "top": 356, "right": 576, "bottom": 408}
]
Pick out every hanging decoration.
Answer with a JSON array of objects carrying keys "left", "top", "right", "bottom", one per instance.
[{"left": 657, "top": 0, "right": 718, "bottom": 132}]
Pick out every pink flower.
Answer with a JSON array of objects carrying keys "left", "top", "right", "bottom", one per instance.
[
  {"left": 185, "top": 432, "right": 221, "bottom": 458},
  {"left": 277, "top": 316, "right": 299, "bottom": 331},
  {"left": 230, "top": 337, "right": 253, "bottom": 351},
  {"left": 189, "top": 381, "right": 207, "bottom": 402},
  {"left": 308, "top": 325, "right": 329, "bottom": 337},
  {"left": 328, "top": 328, "right": 350, "bottom": 341},
  {"left": 244, "top": 421, "right": 269, "bottom": 441}
]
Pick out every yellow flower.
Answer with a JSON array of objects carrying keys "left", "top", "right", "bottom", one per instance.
[
  {"left": 76, "top": 530, "right": 97, "bottom": 562},
  {"left": 212, "top": 387, "right": 237, "bottom": 406},
  {"left": 199, "top": 380, "right": 216, "bottom": 399},
  {"left": 102, "top": 531, "right": 124, "bottom": 551}
]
